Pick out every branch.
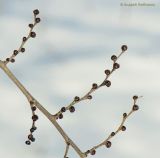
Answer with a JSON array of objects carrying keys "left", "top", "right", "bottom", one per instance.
[
  {"left": 84, "top": 95, "right": 142, "bottom": 156},
  {"left": 0, "top": 60, "right": 85, "bottom": 158},
  {"left": 4, "top": 9, "right": 41, "bottom": 65},
  {"left": 0, "top": 9, "right": 141, "bottom": 158},
  {"left": 0, "top": 59, "right": 86, "bottom": 158},
  {"left": 0, "top": 9, "right": 86, "bottom": 158},
  {"left": 53, "top": 45, "right": 128, "bottom": 120},
  {"left": 64, "top": 142, "right": 70, "bottom": 158}
]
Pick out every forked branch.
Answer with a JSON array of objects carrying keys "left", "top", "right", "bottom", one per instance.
[
  {"left": 0, "top": 60, "right": 85, "bottom": 158},
  {"left": 0, "top": 9, "right": 141, "bottom": 158}
]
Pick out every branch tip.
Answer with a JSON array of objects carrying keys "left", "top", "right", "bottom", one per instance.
[{"left": 4, "top": 9, "right": 41, "bottom": 65}]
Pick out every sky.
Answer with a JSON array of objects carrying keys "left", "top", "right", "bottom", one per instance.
[{"left": 0, "top": 0, "right": 160, "bottom": 158}]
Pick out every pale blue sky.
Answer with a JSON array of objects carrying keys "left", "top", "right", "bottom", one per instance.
[{"left": 0, "top": 1, "right": 160, "bottom": 158}]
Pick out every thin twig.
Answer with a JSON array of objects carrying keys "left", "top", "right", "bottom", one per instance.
[
  {"left": 84, "top": 95, "right": 142, "bottom": 156},
  {"left": 4, "top": 11, "right": 39, "bottom": 65},
  {"left": 64, "top": 142, "right": 70, "bottom": 158},
  {"left": 54, "top": 49, "right": 127, "bottom": 119}
]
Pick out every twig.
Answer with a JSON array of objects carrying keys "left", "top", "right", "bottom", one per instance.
[
  {"left": 84, "top": 95, "right": 142, "bottom": 156},
  {"left": 53, "top": 45, "right": 128, "bottom": 120},
  {"left": 4, "top": 9, "right": 41, "bottom": 65},
  {"left": 64, "top": 142, "right": 70, "bottom": 158}
]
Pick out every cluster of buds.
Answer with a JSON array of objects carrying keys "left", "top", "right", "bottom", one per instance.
[
  {"left": 55, "top": 93, "right": 95, "bottom": 120},
  {"left": 86, "top": 140, "right": 112, "bottom": 156},
  {"left": 55, "top": 96, "right": 79, "bottom": 120},
  {"left": 25, "top": 100, "right": 38, "bottom": 145},
  {"left": 132, "top": 95, "right": 139, "bottom": 111},
  {"left": 102, "top": 45, "right": 128, "bottom": 87},
  {"left": 5, "top": 9, "right": 41, "bottom": 64}
]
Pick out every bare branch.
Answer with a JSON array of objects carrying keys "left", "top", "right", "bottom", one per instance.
[
  {"left": 84, "top": 95, "right": 142, "bottom": 156},
  {"left": 53, "top": 45, "right": 128, "bottom": 120},
  {"left": 4, "top": 9, "right": 41, "bottom": 65},
  {"left": 64, "top": 142, "right": 70, "bottom": 158},
  {"left": 0, "top": 9, "right": 141, "bottom": 158},
  {"left": 0, "top": 59, "right": 86, "bottom": 158},
  {"left": 0, "top": 9, "right": 86, "bottom": 158}
]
